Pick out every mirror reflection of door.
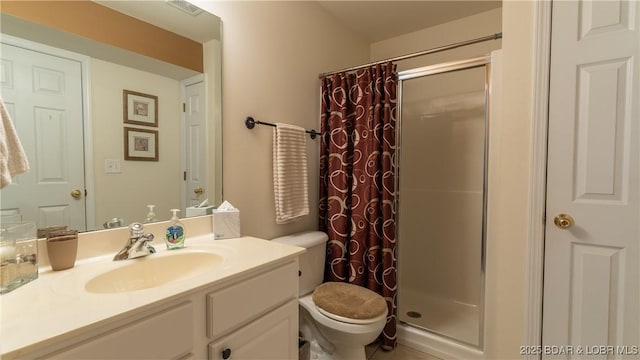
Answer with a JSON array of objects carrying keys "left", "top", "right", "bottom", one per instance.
[
  {"left": 1, "top": 41, "right": 87, "bottom": 231},
  {"left": 182, "top": 75, "right": 208, "bottom": 209}
]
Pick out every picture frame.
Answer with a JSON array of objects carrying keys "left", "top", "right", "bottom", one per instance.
[
  {"left": 124, "top": 127, "right": 158, "bottom": 161},
  {"left": 123, "top": 90, "right": 158, "bottom": 127}
]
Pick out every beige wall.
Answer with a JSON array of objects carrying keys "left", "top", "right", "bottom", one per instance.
[
  {"left": 373, "top": 5, "right": 506, "bottom": 353},
  {"left": 91, "top": 59, "right": 182, "bottom": 227},
  {"left": 197, "top": 1, "right": 370, "bottom": 239},
  {"left": 484, "top": 1, "right": 535, "bottom": 359},
  {"left": 367, "top": 4, "right": 539, "bottom": 358},
  {"left": 374, "top": 4, "right": 536, "bottom": 358},
  {"left": 370, "top": 8, "right": 502, "bottom": 71},
  {"left": 196, "top": 2, "right": 536, "bottom": 358}
]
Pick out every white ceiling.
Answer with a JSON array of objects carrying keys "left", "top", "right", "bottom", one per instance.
[
  {"left": 94, "top": 1, "right": 500, "bottom": 44},
  {"left": 95, "top": 0, "right": 221, "bottom": 42},
  {"left": 317, "top": 1, "right": 502, "bottom": 43}
]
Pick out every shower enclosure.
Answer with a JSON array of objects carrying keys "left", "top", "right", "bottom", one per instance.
[{"left": 397, "top": 56, "right": 490, "bottom": 351}]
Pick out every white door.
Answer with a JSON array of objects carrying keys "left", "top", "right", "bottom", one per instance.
[
  {"left": 543, "top": 0, "right": 639, "bottom": 354},
  {"left": 0, "top": 42, "right": 86, "bottom": 230},
  {"left": 182, "top": 76, "right": 208, "bottom": 209}
]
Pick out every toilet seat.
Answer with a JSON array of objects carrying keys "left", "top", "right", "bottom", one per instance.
[
  {"left": 300, "top": 295, "right": 387, "bottom": 334},
  {"left": 316, "top": 305, "right": 387, "bottom": 325},
  {"left": 311, "top": 282, "right": 388, "bottom": 325}
]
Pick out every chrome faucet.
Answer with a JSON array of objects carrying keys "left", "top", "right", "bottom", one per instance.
[
  {"left": 113, "top": 223, "right": 156, "bottom": 261},
  {"left": 103, "top": 217, "right": 123, "bottom": 229}
]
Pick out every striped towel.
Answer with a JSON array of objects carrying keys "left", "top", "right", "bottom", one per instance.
[
  {"left": 0, "top": 97, "right": 29, "bottom": 189},
  {"left": 273, "top": 123, "right": 309, "bottom": 224}
]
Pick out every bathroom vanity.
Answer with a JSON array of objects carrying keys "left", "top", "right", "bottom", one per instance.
[{"left": 0, "top": 235, "right": 304, "bottom": 359}]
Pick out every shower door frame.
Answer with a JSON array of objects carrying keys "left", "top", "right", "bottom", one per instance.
[{"left": 395, "top": 55, "right": 492, "bottom": 350}]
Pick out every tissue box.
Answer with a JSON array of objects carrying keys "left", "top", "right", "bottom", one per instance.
[
  {"left": 212, "top": 209, "right": 240, "bottom": 239},
  {"left": 186, "top": 205, "right": 216, "bottom": 218}
]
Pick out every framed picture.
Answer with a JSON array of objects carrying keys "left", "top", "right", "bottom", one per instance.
[
  {"left": 124, "top": 127, "right": 158, "bottom": 161},
  {"left": 123, "top": 90, "right": 158, "bottom": 127}
]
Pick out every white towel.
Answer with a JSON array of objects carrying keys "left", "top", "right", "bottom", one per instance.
[
  {"left": 273, "top": 123, "right": 309, "bottom": 224},
  {"left": 0, "top": 97, "right": 29, "bottom": 189}
]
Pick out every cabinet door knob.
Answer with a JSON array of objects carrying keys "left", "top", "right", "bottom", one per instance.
[{"left": 222, "top": 348, "right": 232, "bottom": 359}]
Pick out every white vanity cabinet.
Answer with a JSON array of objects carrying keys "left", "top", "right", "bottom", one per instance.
[{"left": 22, "top": 259, "right": 299, "bottom": 360}]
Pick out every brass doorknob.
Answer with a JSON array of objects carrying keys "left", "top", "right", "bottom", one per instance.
[
  {"left": 553, "top": 213, "right": 574, "bottom": 229},
  {"left": 194, "top": 187, "right": 204, "bottom": 195},
  {"left": 71, "top": 189, "right": 82, "bottom": 199}
]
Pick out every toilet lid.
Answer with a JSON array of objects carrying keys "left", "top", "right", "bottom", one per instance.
[{"left": 312, "top": 282, "right": 387, "bottom": 324}]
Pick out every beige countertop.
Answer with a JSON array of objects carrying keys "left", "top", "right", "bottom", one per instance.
[{"left": 0, "top": 235, "right": 304, "bottom": 358}]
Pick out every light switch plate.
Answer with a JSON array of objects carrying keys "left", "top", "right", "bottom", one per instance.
[{"left": 104, "top": 159, "right": 121, "bottom": 173}]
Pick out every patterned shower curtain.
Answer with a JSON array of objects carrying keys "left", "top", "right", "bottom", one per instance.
[{"left": 319, "top": 62, "right": 398, "bottom": 349}]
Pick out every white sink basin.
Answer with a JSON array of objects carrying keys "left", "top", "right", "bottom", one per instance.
[{"left": 85, "top": 251, "right": 224, "bottom": 293}]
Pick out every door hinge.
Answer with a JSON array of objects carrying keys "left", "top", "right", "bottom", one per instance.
[
  {"left": 182, "top": 103, "right": 186, "bottom": 112},
  {"left": 183, "top": 171, "right": 187, "bottom": 181}
]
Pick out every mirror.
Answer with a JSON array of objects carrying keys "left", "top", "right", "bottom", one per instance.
[{"left": 0, "top": 1, "right": 222, "bottom": 232}]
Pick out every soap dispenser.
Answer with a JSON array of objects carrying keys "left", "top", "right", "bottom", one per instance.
[
  {"left": 165, "top": 209, "right": 185, "bottom": 250},
  {"left": 145, "top": 205, "right": 157, "bottom": 223}
]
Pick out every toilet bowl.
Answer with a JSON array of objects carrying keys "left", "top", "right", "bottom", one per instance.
[
  {"left": 272, "top": 231, "right": 388, "bottom": 360},
  {"left": 305, "top": 293, "right": 387, "bottom": 340},
  {"left": 299, "top": 294, "right": 387, "bottom": 360}
]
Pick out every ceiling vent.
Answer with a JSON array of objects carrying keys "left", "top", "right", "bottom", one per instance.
[{"left": 166, "top": 0, "right": 203, "bottom": 16}]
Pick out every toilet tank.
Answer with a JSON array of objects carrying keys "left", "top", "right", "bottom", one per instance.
[{"left": 272, "top": 231, "right": 328, "bottom": 296}]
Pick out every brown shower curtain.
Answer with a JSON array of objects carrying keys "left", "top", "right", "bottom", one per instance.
[{"left": 319, "top": 62, "right": 397, "bottom": 349}]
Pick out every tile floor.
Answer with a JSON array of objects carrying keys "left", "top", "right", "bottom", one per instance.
[{"left": 366, "top": 343, "right": 442, "bottom": 360}]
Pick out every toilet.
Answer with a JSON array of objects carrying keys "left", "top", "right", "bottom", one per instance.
[{"left": 272, "top": 231, "right": 388, "bottom": 360}]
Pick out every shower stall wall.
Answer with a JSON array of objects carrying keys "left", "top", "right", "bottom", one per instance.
[{"left": 397, "top": 56, "right": 490, "bottom": 354}]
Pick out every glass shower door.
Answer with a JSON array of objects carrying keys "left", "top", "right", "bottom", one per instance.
[{"left": 397, "top": 60, "right": 488, "bottom": 348}]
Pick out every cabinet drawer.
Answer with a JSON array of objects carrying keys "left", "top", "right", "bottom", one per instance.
[
  {"left": 46, "top": 302, "right": 194, "bottom": 359},
  {"left": 207, "top": 260, "right": 297, "bottom": 339}
]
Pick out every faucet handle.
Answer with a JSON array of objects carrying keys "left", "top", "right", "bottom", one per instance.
[
  {"left": 146, "top": 243, "right": 157, "bottom": 254},
  {"left": 129, "top": 222, "right": 145, "bottom": 236}
]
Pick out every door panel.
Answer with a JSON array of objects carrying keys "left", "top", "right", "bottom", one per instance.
[
  {"left": 183, "top": 79, "right": 207, "bottom": 208},
  {"left": 574, "top": 58, "right": 630, "bottom": 202},
  {"left": 0, "top": 43, "right": 86, "bottom": 230},
  {"left": 543, "top": 0, "right": 639, "bottom": 354}
]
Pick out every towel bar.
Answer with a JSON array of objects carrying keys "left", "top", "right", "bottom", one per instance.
[{"left": 245, "top": 117, "right": 320, "bottom": 139}]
